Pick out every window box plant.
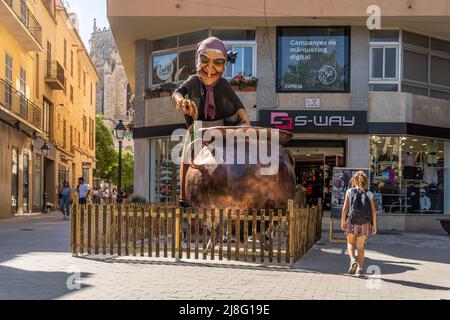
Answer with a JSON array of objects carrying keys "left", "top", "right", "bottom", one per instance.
[
  {"left": 158, "top": 82, "right": 178, "bottom": 97},
  {"left": 145, "top": 82, "right": 178, "bottom": 99},
  {"left": 229, "top": 75, "right": 258, "bottom": 91}
]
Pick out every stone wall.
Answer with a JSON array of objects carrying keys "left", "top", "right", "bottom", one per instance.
[{"left": 369, "top": 92, "right": 450, "bottom": 127}]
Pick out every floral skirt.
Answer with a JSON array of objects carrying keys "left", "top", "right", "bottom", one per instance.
[{"left": 345, "top": 220, "right": 372, "bottom": 237}]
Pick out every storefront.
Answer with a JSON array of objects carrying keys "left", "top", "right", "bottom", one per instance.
[
  {"left": 116, "top": 17, "right": 450, "bottom": 229},
  {"left": 148, "top": 137, "right": 180, "bottom": 203},
  {"left": 370, "top": 136, "right": 447, "bottom": 214},
  {"left": 259, "top": 109, "right": 368, "bottom": 209},
  {"left": 285, "top": 140, "right": 345, "bottom": 210}
]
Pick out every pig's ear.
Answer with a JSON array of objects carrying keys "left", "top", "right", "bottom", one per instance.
[{"left": 227, "top": 50, "right": 238, "bottom": 64}]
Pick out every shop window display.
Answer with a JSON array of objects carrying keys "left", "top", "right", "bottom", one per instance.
[
  {"left": 150, "top": 138, "right": 181, "bottom": 204},
  {"left": 370, "top": 136, "right": 446, "bottom": 214},
  {"left": 292, "top": 152, "right": 344, "bottom": 210}
]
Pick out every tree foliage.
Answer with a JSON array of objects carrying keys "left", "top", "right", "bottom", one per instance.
[
  {"left": 95, "top": 115, "right": 117, "bottom": 180},
  {"left": 111, "top": 150, "right": 134, "bottom": 189}
]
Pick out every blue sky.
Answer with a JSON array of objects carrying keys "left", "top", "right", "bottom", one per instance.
[{"left": 65, "top": 0, "right": 109, "bottom": 49}]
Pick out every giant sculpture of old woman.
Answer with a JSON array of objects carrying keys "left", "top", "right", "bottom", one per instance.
[{"left": 172, "top": 37, "right": 295, "bottom": 210}]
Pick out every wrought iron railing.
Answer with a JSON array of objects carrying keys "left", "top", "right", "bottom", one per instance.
[
  {"left": 42, "top": 0, "right": 55, "bottom": 17},
  {"left": 0, "top": 78, "right": 41, "bottom": 129},
  {"left": 3, "top": 0, "right": 42, "bottom": 46},
  {"left": 46, "top": 60, "right": 66, "bottom": 87}
]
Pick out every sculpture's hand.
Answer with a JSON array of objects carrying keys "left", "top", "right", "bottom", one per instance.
[
  {"left": 176, "top": 98, "right": 198, "bottom": 120},
  {"left": 238, "top": 109, "right": 251, "bottom": 127}
]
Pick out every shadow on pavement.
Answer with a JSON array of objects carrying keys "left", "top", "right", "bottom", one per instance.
[
  {"left": 74, "top": 255, "right": 304, "bottom": 272},
  {"left": 296, "top": 250, "right": 418, "bottom": 276},
  {"left": 0, "top": 266, "right": 92, "bottom": 300},
  {"left": 380, "top": 278, "right": 450, "bottom": 291},
  {"left": 0, "top": 212, "right": 93, "bottom": 300}
]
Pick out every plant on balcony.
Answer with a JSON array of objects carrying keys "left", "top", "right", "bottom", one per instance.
[
  {"left": 229, "top": 75, "right": 258, "bottom": 91},
  {"left": 158, "top": 82, "right": 178, "bottom": 97}
]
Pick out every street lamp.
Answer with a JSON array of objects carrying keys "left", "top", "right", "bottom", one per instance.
[
  {"left": 41, "top": 142, "right": 50, "bottom": 213},
  {"left": 114, "top": 120, "right": 126, "bottom": 205}
]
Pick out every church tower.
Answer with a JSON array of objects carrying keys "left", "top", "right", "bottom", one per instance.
[{"left": 89, "top": 20, "right": 134, "bottom": 153}]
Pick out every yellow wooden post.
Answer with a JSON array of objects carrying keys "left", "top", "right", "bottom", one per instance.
[
  {"left": 71, "top": 204, "right": 77, "bottom": 256},
  {"left": 175, "top": 208, "right": 180, "bottom": 261},
  {"left": 288, "top": 199, "right": 294, "bottom": 265}
]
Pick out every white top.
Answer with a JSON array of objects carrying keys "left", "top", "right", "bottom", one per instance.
[
  {"left": 78, "top": 183, "right": 90, "bottom": 198},
  {"left": 346, "top": 188, "right": 373, "bottom": 200},
  {"left": 420, "top": 195, "right": 431, "bottom": 211},
  {"left": 403, "top": 154, "right": 414, "bottom": 167}
]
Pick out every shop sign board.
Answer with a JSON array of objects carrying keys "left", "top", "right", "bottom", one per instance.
[{"left": 259, "top": 110, "right": 368, "bottom": 134}]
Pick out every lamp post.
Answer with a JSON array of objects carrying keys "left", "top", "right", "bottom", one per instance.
[
  {"left": 41, "top": 142, "right": 50, "bottom": 213},
  {"left": 114, "top": 120, "right": 126, "bottom": 205}
]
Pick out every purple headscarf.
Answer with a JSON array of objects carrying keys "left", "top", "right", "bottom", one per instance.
[{"left": 196, "top": 37, "right": 227, "bottom": 120}]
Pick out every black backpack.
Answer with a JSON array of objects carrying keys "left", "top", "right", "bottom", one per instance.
[{"left": 348, "top": 188, "right": 372, "bottom": 225}]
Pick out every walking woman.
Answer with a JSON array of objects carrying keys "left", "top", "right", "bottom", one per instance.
[
  {"left": 60, "top": 180, "right": 71, "bottom": 220},
  {"left": 341, "top": 171, "right": 377, "bottom": 276}
]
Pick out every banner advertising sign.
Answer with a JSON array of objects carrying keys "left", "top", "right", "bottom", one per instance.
[{"left": 277, "top": 27, "right": 350, "bottom": 92}]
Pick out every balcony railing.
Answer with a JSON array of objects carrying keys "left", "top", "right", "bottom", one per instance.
[
  {"left": 0, "top": 78, "right": 41, "bottom": 130},
  {"left": 45, "top": 60, "right": 66, "bottom": 90},
  {"left": 42, "top": 0, "right": 55, "bottom": 17},
  {"left": 3, "top": 0, "right": 42, "bottom": 46}
]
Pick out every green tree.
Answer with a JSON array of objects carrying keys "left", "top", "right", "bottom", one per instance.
[
  {"left": 95, "top": 115, "right": 117, "bottom": 180},
  {"left": 111, "top": 151, "right": 134, "bottom": 190}
]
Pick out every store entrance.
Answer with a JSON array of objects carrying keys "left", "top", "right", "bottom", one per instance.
[{"left": 286, "top": 141, "right": 345, "bottom": 210}]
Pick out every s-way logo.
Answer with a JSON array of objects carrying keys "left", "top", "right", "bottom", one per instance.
[
  {"left": 271, "top": 112, "right": 293, "bottom": 130},
  {"left": 271, "top": 112, "right": 356, "bottom": 130}
]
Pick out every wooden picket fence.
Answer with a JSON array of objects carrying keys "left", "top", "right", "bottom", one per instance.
[{"left": 70, "top": 200, "right": 323, "bottom": 265}]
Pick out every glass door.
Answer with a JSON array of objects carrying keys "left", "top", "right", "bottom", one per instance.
[
  {"left": 23, "top": 153, "right": 30, "bottom": 213},
  {"left": 11, "top": 148, "right": 19, "bottom": 214},
  {"left": 32, "top": 154, "right": 42, "bottom": 211}
]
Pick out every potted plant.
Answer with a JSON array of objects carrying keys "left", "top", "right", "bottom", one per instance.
[
  {"left": 240, "top": 76, "right": 258, "bottom": 91},
  {"left": 230, "top": 75, "right": 241, "bottom": 91}
]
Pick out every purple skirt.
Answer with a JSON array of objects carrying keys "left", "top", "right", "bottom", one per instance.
[{"left": 345, "top": 220, "right": 372, "bottom": 237}]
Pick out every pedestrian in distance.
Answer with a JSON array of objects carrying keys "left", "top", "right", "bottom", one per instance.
[
  {"left": 92, "top": 187, "right": 101, "bottom": 204},
  {"left": 59, "top": 180, "right": 71, "bottom": 220},
  {"left": 112, "top": 188, "right": 117, "bottom": 204},
  {"left": 102, "top": 188, "right": 110, "bottom": 205},
  {"left": 77, "top": 177, "right": 91, "bottom": 206}
]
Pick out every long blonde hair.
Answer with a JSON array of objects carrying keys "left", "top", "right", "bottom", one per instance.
[{"left": 353, "top": 171, "right": 368, "bottom": 190}]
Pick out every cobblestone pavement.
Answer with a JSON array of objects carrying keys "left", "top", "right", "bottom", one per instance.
[{"left": 0, "top": 212, "right": 449, "bottom": 300}]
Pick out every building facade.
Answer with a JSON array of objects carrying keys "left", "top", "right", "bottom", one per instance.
[
  {"left": 89, "top": 23, "right": 133, "bottom": 152},
  {"left": 0, "top": 0, "right": 99, "bottom": 218},
  {"left": 107, "top": 0, "right": 450, "bottom": 230}
]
